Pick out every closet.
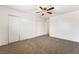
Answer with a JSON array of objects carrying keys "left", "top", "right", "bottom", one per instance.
[{"left": 8, "top": 15, "right": 48, "bottom": 44}]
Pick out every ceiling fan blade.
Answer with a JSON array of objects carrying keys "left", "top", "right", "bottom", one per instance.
[
  {"left": 47, "top": 12, "right": 52, "bottom": 14},
  {"left": 36, "top": 11, "right": 40, "bottom": 13},
  {"left": 39, "top": 6, "right": 43, "bottom": 10},
  {"left": 47, "top": 7, "right": 54, "bottom": 11},
  {"left": 42, "top": 13, "right": 44, "bottom": 16}
]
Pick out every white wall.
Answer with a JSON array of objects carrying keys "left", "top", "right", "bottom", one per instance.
[
  {"left": 0, "top": 7, "right": 8, "bottom": 46},
  {"left": 49, "top": 11, "right": 79, "bottom": 42},
  {"left": 0, "top": 6, "right": 48, "bottom": 46}
]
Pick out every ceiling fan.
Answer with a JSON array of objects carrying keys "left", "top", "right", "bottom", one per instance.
[{"left": 36, "top": 5, "right": 55, "bottom": 16}]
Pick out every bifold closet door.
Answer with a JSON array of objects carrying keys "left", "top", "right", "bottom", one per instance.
[{"left": 9, "top": 15, "right": 20, "bottom": 43}]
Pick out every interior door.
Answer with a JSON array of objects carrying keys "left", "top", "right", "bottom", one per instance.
[{"left": 9, "top": 15, "right": 20, "bottom": 43}]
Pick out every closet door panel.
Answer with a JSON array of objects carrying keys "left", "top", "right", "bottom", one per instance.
[{"left": 9, "top": 16, "right": 20, "bottom": 43}]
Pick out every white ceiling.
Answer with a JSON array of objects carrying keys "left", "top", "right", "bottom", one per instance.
[
  {"left": 5, "top": 5, "right": 79, "bottom": 16},
  {"left": 54, "top": 5, "right": 79, "bottom": 15}
]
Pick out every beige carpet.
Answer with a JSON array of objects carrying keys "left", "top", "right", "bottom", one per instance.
[{"left": 0, "top": 35, "right": 79, "bottom": 54}]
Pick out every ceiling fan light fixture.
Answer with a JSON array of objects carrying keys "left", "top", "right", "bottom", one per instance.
[{"left": 36, "top": 5, "right": 55, "bottom": 16}]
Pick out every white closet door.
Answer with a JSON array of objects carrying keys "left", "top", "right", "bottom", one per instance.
[{"left": 9, "top": 15, "right": 20, "bottom": 43}]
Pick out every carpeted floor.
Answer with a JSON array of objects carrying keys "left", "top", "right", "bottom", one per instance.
[{"left": 0, "top": 35, "right": 79, "bottom": 54}]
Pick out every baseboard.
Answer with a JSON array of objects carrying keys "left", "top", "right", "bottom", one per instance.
[
  {"left": 0, "top": 34, "right": 49, "bottom": 47},
  {"left": 50, "top": 36, "right": 79, "bottom": 43},
  {"left": 23, "top": 34, "right": 49, "bottom": 40}
]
